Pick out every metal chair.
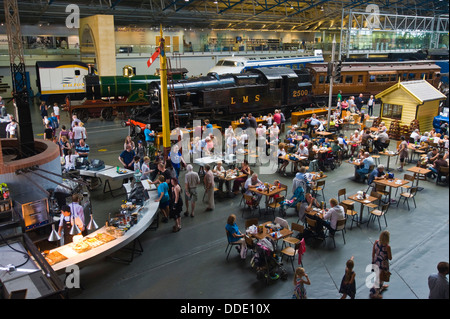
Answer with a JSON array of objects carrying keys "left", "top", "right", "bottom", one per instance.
[
  {"left": 311, "top": 180, "right": 326, "bottom": 201},
  {"left": 397, "top": 186, "right": 418, "bottom": 210},
  {"left": 367, "top": 203, "right": 390, "bottom": 231},
  {"left": 327, "top": 218, "right": 347, "bottom": 248},
  {"left": 225, "top": 230, "right": 241, "bottom": 261}
]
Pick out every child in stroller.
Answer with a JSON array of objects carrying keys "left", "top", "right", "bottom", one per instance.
[
  {"left": 279, "top": 185, "right": 305, "bottom": 217},
  {"left": 251, "top": 237, "right": 288, "bottom": 283}
]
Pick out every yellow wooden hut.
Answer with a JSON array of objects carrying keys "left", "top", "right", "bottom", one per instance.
[{"left": 375, "top": 79, "right": 446, "bottom": 133}]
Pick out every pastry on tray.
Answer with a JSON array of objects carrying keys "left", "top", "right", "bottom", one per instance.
[
  {"left": 95, "top": 232, "right": 116, "bottom": 243},
  {"left": 45, "top": 251, "right": 68, "bottom": 266}
]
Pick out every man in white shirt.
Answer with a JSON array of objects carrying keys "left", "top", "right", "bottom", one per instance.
[
  {"left": 294, "top": 143, "right": 309, "bottom": 171},
  {"left": 410, "top": 129, "right": 421, "bottom": 143},
  {"left": 68, "top": 194, "right": 86, "bottom": 234},
  {"left": 244, "top": 173, "right": 263, "bottom": 204},
  {"left": 321, "top": 198, "right": 345, "bottom": 234},
  {"left": 53, "top": 103, "right": 60, "bottom": 121},
  {"left": 72, "top": 121, "right": 84, "bottom": 146}
]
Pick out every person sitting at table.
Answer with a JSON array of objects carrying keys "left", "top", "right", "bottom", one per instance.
[
  {"left": 337, "top": 134, "right": 348, "bottom": 154},
  {"left": 357, "top": 149, "right": 365, "bottom": 161},
  {"left": 226, "top": 214, "right": 247, "bottom": 259},
  {"left": 322, "top": 138, "right": 331, "bottom": 148},
  {"left": 368, "top": 164, "right": 386, "bottom": 185},
  {"left": 75, "top": 139, "right": 90, "bottom": 158},
  {"left": 244, "top": 173, "right": 263, "bottom": 207},
  {"left": 349, "top": 130, "right": 362, "bottom": 158},
  {"left": 239, "top": 114, "right": 250, "bottom": 130},
  {"left": 427, "top": 148, "right": 439, "bottom": 165},
  {"left": 294, "top": 143, "right": 309, "bottom": 172},
  {"left": 420, "top": 132, "right": 430, "bottom": 144},
  {"left": 269, "top": 122, "right": 280, "bottom": 139},
  {"left": 308, "top": 113, "right": 321, "bottom": 135},
  {"left": 373, "top": 130, "right": 390, "bottom": 153},
  {"left": 277, "top": 143, "right": 289, "bottom": 175},
  {"left": 232, "top": 159, "right": 251, "bottom": 193},
  {"left": 256, "top": 123, "right": 266, "bottom": 139},
  {"left": 410, "top": 129, "right": 421, "bottom": 143},
  {"left": 213, "top": 161, "right": 230, "bottom": 193},
  {"left": 355, "top": 152, "right": 375, "bottom": 182},
  {"left": 297, "top": 192, "right": 320, "bottom": 223},
  {"left": 318, "top": 198, "right": 345, "bottom": 237},
  {"left": 378, "top": 122, "right": 387, "bottom": 134},
  {"left": 427, "top": 154, "right": 448, "bottom": 179},
  {"left": 266, "top": 113, "right": 273, "bottom": 126},
  {"left": 292, "top": 167, "right": 311, "bottom": 194}
]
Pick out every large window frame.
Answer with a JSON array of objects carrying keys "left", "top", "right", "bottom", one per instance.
[{"left": 382, "top": 103, "right": 403, "bottom": 120}]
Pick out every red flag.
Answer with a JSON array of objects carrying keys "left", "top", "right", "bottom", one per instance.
[{"left": 147, "top": 48, "right": 160, "bottom": 68}]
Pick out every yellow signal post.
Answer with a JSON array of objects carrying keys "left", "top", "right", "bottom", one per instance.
[{"left": 159, "top": 26, "right": 171, "bottom": 159}]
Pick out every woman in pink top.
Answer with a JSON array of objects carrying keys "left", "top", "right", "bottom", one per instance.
[{"left": 273, "top": 110, "right": 281, "bottom": 125}]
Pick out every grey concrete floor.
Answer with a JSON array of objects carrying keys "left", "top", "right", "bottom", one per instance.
[{"left": 20, "top": 101, "right": 450, "bottom": 299}]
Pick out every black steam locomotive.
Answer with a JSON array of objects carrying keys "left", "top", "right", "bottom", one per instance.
[{"left": 130, "top": 67, "right": 312, "bottom": 129}]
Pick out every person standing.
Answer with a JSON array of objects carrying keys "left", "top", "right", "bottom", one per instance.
[
  {"left": 75, "top": 139, "right": 90, "bottom": 159},
  {"left": 170, "top": 177, "right": 183, "bottom": 232},
  {"left": 144, "top": 124, "right": 155, "bottom": 149},
  {"left": 118, "top": 144, "right": 135, "bottom": 170},
  {"left": 356, "top": 93, "right": 364, "bottom": 112},
  {"left": 279, "top": 109, "right": 286, "bottom": 134},
  {"left": 273, "top": 109, "right": 281, "bottom": 126},
  {"left": 155, "top": 175, "right": 170, "bottom": 223},
  {"left": 292, "top": 267, "right": 310, "bottom": 299},
  {"left": 428, "top": 261, "right": 449, "bottom": 299},
  {"left": 53, "top": 102, "right": 60, "bottom": 121},
  {"left": 184, "top": 164, "right": 200, "bottom": 217},
  {"left": 367, "top": 95, "right": 375, "bottom": 116},
  {"left": 203, "top": 164, "right": 215, "bottom": 211},
  {"left": 57, "top": 205, "right": 84, "bottom": 245},
  {"left": 397, "top": 136, "right": 408, "bottom": 172},
  {"left": 240, "top": 114, "right": 250, "bottom": 131},
  {"left": 5, "top": 118, "right": 17, "bottom": 138},
  {"left": 68, "top": 194, "right": 86, "bottom": 235},
  {"left": 247, "top": 113, "right": 257, "bottom": 130},
  {"left": 39, "top": 101, "right": 48, "bottom": 124},
  {"left": 72, "top": 121, "right": 84, "bottom": 146},
  {"left": 339, "top": 256, "right": 356, "bottom": 299},
  {"left": 370, "top": 230, "right": 392, "bottom": 299}
]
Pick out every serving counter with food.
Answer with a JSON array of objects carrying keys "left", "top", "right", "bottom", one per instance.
[{"left": 45, "top": 192, "right": 159, "bottom": 274}]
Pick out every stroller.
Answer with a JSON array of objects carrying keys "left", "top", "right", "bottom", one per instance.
[
  {"left": 251, "top": 237, "right": 288, "bottom": 284},
  {"left": 279, "top": 186, "right": 305, "bottom": 217},
  {"left": 318, "top": 150, "right": 336, "bottom": 171}
]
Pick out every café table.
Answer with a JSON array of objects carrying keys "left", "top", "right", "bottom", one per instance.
[
  {"left": 346, "top": 159, "right": 363, "bottom": 179},
  {"left": 406, "top": 166, "right": 431, "bottom": 191},
  {"left": 250, "top": 183, "right": 288, "bottom": 214},
  {"left": 215, "top": 172, "right": 248, "bottom": 196},
  {"left": 348, "top": 193, "right": 379, "bottom": 225},
  {"left": 278, "top": 154, "right": 307, "bottom": 174},
  {"left": 374, "top": 178, "right": 410, "bottom": 203},
  {"left": 315, "top": 131, "right": 335, "bottom": 138},
  {"left": 378, "top": 151, "right": 398, "bottom": 171},
  {"left": 250, "top": 221, "right": 293, "bottom": 249}
]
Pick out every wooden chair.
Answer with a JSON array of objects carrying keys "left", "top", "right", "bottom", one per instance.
[
  {"left": 245, "top": 218, "right": 259, "bottom": 229},
  {"left": 311, "top": 180, "right": 326, "bottom": 201},
  {"left": 267, "top": 196, "right": 285, "bottom": 219},
  {"left": 436, "top": 166, "right": 449, "bottom": 186},
  {"left": 397, "top": 186, "right": 418, "bottom": 210},
  {"left": 281, "top": 241, "right": 301, "bottom": 271},
  {"left": 367, "top": 203, "right": 389, "bottom": 231},
  {"left": 241, "top": 194, "right": 260, "bottom": 218},
  {"left": 327, "top": 218, "right": 347, "bottom": 248},
  {"left": 225, "top": 230, "right": 241, "bottom": 261},
  {"left": 282, "top": 223, "right": 304, "bottom": 249},
  {"left": 337, "top": 188, "right": 356, "bottom": 207},
  {"left": 364, "top": 191, "right": 382, "bottom": 211},
  {"left": 341, "top": 202, "right": 359, "bottom": 230},
  {"left": 305, "top": 216, "right": 322, "bottom": 239},
  {"left": 374, "top": 184, "right": 389, "bottom": 203},
  {"left": 395, "top": 174, "right": 415, "bottom": 197}
]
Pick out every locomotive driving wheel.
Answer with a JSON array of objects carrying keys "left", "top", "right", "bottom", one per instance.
[
  {"left": 101, "top": 107, "right": 115, "bottom": 121},
  {"left": 75, "top": 109, "right": 89, "bottom": 123}
]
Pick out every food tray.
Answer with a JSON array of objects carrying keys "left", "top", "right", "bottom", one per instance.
[{"left": 44, "top": 251, "right": 68, "bottom": 266}]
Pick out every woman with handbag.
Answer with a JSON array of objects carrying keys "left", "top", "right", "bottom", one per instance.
[{"left": 370, "top": 230, "right": 392, "bottom": 299}]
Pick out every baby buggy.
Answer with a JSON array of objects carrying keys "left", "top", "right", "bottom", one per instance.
[
  {"left": 318, "top": 150, "right": 336, "bottom": 171},
  {"left": 251, "top": 237, "right": 288, "bottom": 284}
]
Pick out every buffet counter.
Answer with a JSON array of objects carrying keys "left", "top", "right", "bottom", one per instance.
[{"left": 46, "top": 189, "right": 159, "bottom": 275}]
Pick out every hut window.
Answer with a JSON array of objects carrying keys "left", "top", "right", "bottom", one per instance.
[
  {"left": 382, "top": 103, "right": 402, "bottom": 120},
  {"left": 408, "top": 73, "right": 416, "bottom": 80},
  {"left": 358, "top": 75, "right": 364, "bottom": 83},
  {"left": 369, "top": 75, "right": 376, "bottom": 82},
  {"left": 319, "top": 75, "right": 325, "bottom": 84},
  {"left": 390, "top": 74, "right": 397, "bottom": 82},
  {"left": 345, "top": 75, "right": 353, "bottom": 83}
]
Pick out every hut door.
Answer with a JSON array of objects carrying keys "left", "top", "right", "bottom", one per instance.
[{"left": 281, "top": 75, "right": 289, "bottom": 106}]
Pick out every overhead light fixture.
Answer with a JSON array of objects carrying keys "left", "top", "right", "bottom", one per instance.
[
  {"left": 320, "top": 6, "right": 324, "bottom": 11},
  {"left": 87, "top": 214, "right": 99, "bottom": 231},
  {"left": 69, "top": 216, "right": 81, "bottom": 236},
  {"left": 48, "top": 224, "right": 61, "bottom": 242}
]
